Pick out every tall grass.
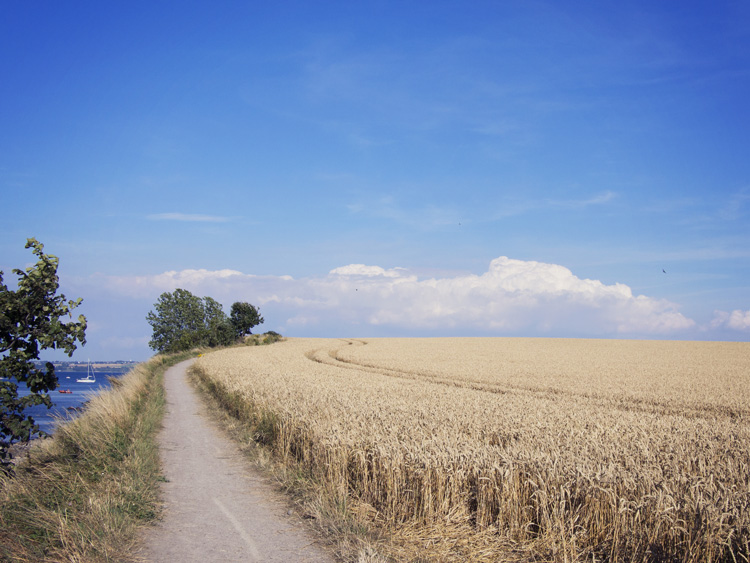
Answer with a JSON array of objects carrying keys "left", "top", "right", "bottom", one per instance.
[
  {"left": 193, "top": 337, "right": 750, "bottom": 562},
  {"left": 0, "top": 352, "right": 192, "bottom": 562}
]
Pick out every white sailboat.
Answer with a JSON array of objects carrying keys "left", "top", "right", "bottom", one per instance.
[{"left": 76, "top": 361, "right": 96, "bottom": 383}]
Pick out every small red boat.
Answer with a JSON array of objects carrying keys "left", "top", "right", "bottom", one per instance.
[{"left": 58, "top": 389, "right": 73, "bottom": 394}]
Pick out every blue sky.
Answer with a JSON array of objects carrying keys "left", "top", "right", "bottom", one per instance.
[{"left": 2, "top": 1, "right": 749, "bottom": 360}]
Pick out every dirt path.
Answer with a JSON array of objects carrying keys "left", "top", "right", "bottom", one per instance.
[{"left": 138, "top": 359, "right": 334, "bottom": 563}]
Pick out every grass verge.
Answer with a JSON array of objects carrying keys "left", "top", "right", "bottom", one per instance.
[{"left": 0, "top": 351, "right": 195, "bottom": 563}]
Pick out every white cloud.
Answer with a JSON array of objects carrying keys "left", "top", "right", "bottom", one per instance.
[
  {"left": 93, "top": 256, "right": 696, "bottom": 337},
  {"left": 92, "top": 269, "right": 246, "bottom": 299},
  {"left": 326, "top": 256, "right": 694, "bottom": 335},
  {"left": 330, "top": 264, "right": 406, "bottom": 278},
  {"left": 710, "top": 309, "right": 750, "bottom": 331}
]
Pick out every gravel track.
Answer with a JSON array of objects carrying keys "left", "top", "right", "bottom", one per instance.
[{"left": 138, "top": 359, "right": 334, "bottom": 563}]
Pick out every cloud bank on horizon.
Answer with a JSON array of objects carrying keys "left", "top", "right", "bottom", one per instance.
[{"left": 77, "top": 255, "right": 748, "bottom": 359}]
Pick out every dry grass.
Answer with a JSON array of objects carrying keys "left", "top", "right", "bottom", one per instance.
[
  {"left": 0, "top": 352, "right": 193, "bottom": 562},
  {"left": 193, "top": 337, "right": 750, "bottom": 562}
]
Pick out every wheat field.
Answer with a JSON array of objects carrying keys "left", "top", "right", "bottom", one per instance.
[{"left": 193, "top": 338, "right": 750, "bottom": 562}]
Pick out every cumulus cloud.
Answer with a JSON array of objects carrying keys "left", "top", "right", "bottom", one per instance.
[
  {"left": 92, "top": 256, "right": 696, "bottom": 337},
  {"left": 323, "top": 256, "right": 694, "bottom": 335},
  {"left": 93, "top": 269, "right": 246, "bottom": 299},
  {"left": 330, "top": 264, "right": 407, "bottom": 278},
  {"left": 710, "top": 309, "right": 750, "bottom": 331}
]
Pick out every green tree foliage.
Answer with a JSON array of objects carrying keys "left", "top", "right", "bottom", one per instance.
[
  {"left": 230, "top": 301, "right": 264, "bottom": 338},
  {"left": 0, "top": 239, "right": 87, "bottom": 467},
  {"left": 202, "top": 296, "right": 234, "bottom": 348},
  {"left": 146, "top": 290, "right": 237, "bottom": 353},
  {"left": 146, "top": 289, "right": 204, "bottom": 353}
]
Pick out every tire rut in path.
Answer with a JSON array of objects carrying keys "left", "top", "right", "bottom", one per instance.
[{"left": 138, "top": 359, "right": 334, "bottom": 563}]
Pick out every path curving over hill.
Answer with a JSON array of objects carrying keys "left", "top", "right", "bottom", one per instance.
[{"left": 137, "top": 359, "right": 334, "bottom": 563}]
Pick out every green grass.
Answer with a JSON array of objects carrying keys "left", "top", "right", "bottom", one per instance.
[{"left": 0, "top": 351, "right": 195, "bottom": 563}]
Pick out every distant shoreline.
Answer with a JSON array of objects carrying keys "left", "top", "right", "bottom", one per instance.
[{"left": 32, "top": 360, "right": 140, "bottom": 372}]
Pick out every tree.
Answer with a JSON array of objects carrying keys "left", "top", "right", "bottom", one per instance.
[
  {"left": 146, "top": 290, "right": 239, "bottom": 353},
  {"left": 202, "top": 296, "right": 234, "bottom": 348},
  {"left": 230, "top": 302, "right": 264, "bottom": 338},
  {"left": 146, "top": 289, "right": 205, "bottom": 353},
  {"left": 1, "top": 239, "right": 87, "bottom": 467}
]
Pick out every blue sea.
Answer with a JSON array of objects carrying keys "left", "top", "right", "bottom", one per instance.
[{"left": 19, "top": 367, "right": 132, "bottom": 435}]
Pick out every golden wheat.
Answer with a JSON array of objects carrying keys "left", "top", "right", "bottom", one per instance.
[{"left": 194, "top": 338, "right": 750, "bottom": 562}]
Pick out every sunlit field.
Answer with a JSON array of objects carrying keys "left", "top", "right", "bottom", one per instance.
[{"left": 194, "top": 338, "right": 750, "bottom": 562}]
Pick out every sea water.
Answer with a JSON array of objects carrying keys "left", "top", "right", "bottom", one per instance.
[{"left": 18, "top": 368, "right": 131, "bottom": 435}]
